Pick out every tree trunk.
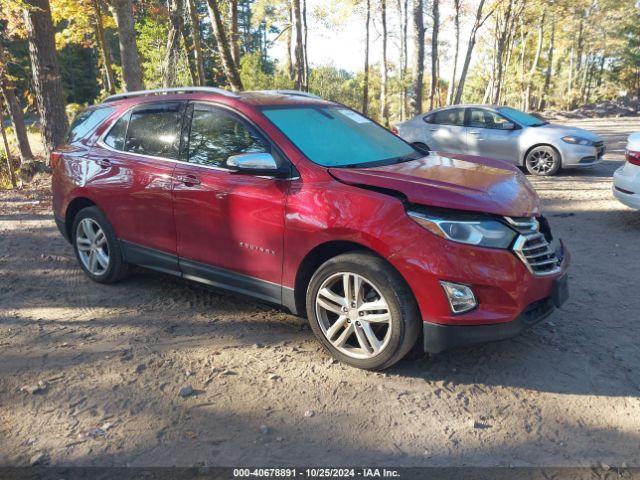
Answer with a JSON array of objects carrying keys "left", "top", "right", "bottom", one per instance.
[
  {"left": 163, "top": 0, "right": 184, "bottom": 88},
  {"left": 23, "top": 0, "right": 69, "bottom": 158},
  {"left": 524, "top": 10, "right": 544, "bottom": 111},
  {"left": 409, "top": 0, "right": 424, "bottom": 116},
  {"left": 187, "top": 0, "right": 206, "bottom": 86},
  {"left": 182, "top": 16, "right": 200, "bottom": 86},
  {"left": 453, "top": 0, "right": 487, "bottom": 105},
  {"left": 428, "top": 0, "right": 439, "bottom": 110},
  {"left": 302, "top": 0, "right": 309, "bottom": 90},
  {"left": 362, "top": 0, "right": 371, "bottom": 116},
  {"left": 109, "top": 0, "right": 144, "bottom": 91},
  {"left": 0, "top": 96, "right": 18, "bottom": 188},
  {"left": 292, "top": 0, "right": 305, "bottom": 90},
  {"left": 397, "top": 0, "right": 407, "bottom": 120},
  {"left": 91, "top": 0, "right": 116, "bottom": 94},
  {"left": 380, "top": 0, "right": 389, "bottom": 126},
  {"left": 229, "top": 0, "right": 240, "bottom": 67},
  {"left": 491, "top": 0, "right": 513, "bottom": 105},
  {"left": 446, "top": 0, "right": 460, "bottom": 105},
  {"left": 402, "top": 0, "right": 409, "bottom": 117},
  {"left": 206, "top": 0, "right": 243, "bottom": 91},
  {"left": 538, "top": 21, "right": 554, "bottom": 111},
  {"left": 286, "top": 6, "right": 294, "bottom": 80},
  {"left": 0, "top": 45, "right": 34, "bottom": 164}
]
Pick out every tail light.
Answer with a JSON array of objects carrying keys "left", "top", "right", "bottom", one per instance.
[
  {"left": 391, "top": 126, "right": 399, "bottom": 135},
  {"left": 626, "top": 150, "right": 640, "bottom": 166},
  {"left": 50, "top": 151, "right": 62, "bottom": 170}
]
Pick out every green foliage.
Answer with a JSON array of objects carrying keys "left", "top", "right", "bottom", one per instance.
[
  {"left": 239, "top": 52, "right": 294, "bottom": 90},
  {"left": 59, "top": 44, "right": 100, "bottom": 104},
  {"left": 135, "top": 16, "right": 192, "bottom": 89}
]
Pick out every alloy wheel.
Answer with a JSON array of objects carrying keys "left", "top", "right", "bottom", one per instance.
[
  {"left": 315, "top": 272, "right": 392, "bottom": 359},
  {"left": 528, "top": 150, "right": 556, "bottom": 174},
  {"left": 76, "top": 218, "right": 110, "bottom": 275}
]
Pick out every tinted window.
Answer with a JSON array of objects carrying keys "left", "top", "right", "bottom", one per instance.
[
  {"left": 469, "top": 108, "right": 510, "bottom": 129},
  {"left": 67, "top": 107, "right": 115, "bottom": 143},
  {"left": 427, "top": 109, "right": 465, "bottom": 126},
  {"left": 188, "top": 107, "right": 270, "bottom": 168},
  {"left": 104, "top": 112, "right": 130, "bottom": 150},
  {"left": 124, "top": 103, "right": 183, "bottom": 159},
  {"left": 261, "top": 106, "right": 418, "bottom": 168}
]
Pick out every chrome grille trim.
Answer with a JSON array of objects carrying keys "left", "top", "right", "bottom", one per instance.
[{"left": 507, "top": 217, "right": 561, "bottom": 276}]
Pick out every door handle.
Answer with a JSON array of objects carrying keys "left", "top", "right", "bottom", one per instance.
[
  {"left": 175, "top": 174, "right": 201, "bottom": 186},
  {"left": 468, "top": 131, "right": 480, "bottom": 135},
  {"left": 95, "top": 158, "right": 112, "bottom": 168}
]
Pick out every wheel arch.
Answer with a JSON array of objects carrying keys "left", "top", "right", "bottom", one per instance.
[
  {"left": 292, "top": 240, "right": 417, "bottom": 319},
  {"left": 64, "top": 197, "right": 98, "bottom": 241},
  {"left": 522, "top": 143, "right": 562, "bottom": 167}
]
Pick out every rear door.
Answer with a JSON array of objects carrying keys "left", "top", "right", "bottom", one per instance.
[
  {"left": 171, "top": 102, "right": 289, "bottom": 302},
  {"left": 423, "top": 108, "right": 467, "bottom": 154},
  {"left": 90, "top": 101, "right": 185, "bottom": 257},
  {"left": 466, "top": 108, "right": 520, "bottom": 163}
]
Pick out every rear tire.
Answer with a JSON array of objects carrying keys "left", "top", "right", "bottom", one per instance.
[
  {"left": 72, "top": 206, "right": 129, "bottom": 284},
  {"left": 525, "top": 146, "right": 561, "bottom": 176},
  {"left": 306, "top": 252, "right": 420, "bottom": 370}
]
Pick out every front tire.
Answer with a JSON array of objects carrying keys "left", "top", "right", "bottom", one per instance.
[
  {"left": 306, "top": 252, "right": 420, "bottom": 370},
  {"left": 72, "top": 206, "right": 129, "bottom": 284},
  {"left": 525, "top": 146, "right": 561, "bottom": 176}
]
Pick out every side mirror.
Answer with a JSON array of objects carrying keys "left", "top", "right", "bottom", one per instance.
[
  {"left": 502, "top": 122, "right": 516, "bottom": 131},
  {"left": 227, "top": 152, "right": 289, "bottom": 178}
]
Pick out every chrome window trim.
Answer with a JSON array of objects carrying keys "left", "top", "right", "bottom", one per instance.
[{"left": 95, "top": 101, "right": 299, "bottom": 180}]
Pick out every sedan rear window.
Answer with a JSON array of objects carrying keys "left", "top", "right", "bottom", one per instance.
[{"left": 261, "top": 106, "right": 418, "bottom": 168}]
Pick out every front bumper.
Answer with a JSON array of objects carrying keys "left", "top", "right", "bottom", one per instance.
[
  {"left": 613, "top": 164, "right": 640, "bottom": 210},
  {"left": 423, "top": 273, "right": 568, "bottom": 353},
  {"left": 560, "top": 142, "right": 605, "bottom": 168}
]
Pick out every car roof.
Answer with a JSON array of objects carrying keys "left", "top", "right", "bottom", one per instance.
[{"left": 101, "top": 87, "right": 332, "bottom": 108}]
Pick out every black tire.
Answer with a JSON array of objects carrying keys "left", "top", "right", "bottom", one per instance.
[
  {"left": 306, "top": 252, "right": 421, "bottom": 370},
  {"left": 524, "top": 145, "right": 561, "bottom": 176},
  {"left": 412, "top": 142, "right": 430, "bottom": 155},
  {"left": 71, "top": 206, "right": 129, "bottom": 284}
]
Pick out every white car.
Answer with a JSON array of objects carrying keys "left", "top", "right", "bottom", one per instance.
[{"left": 613, "top": 133, "right": 640, "bottom": 210}]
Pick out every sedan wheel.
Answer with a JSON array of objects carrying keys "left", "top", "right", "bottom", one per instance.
[
  {"left": 315, "top": 272, "right": 392, "bottom": 360},
  {"left": 525, "top": 146, "right": 561, "bottom": 176},
  {"left": 76, "top": 218, "right": 110, "bottom": 275}
]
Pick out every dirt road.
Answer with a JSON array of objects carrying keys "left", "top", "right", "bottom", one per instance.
[{"left": 1, "top": 117, "right": 639, "bottom": 469}]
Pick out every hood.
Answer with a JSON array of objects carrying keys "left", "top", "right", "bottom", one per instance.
[
  {"left": 539, "top": 123, "right": 601, "bottom": 141},
  {"left": 329, "top": 153, "right": 541, "bottom": 218}
]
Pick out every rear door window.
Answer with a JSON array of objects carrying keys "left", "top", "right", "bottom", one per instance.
[
  {"left": 426, "top": 108, "right": 465, "bottom": 126},
  {"left": 67, "top": 107, "right": 115, "bottom": 143},
  {"left": 124, "top": 102, "right": 184, "bottom": 159}
]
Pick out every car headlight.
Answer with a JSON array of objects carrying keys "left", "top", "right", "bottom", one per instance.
[
  {"left": 407, "top": 210, "right": 517, "bottom": 248},
  {"left": 561, "top": 135, "right": 594, "bottom": 146}
]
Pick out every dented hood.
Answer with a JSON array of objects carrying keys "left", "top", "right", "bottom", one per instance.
[{"left": 329, "top": 152, "right": 540, "bottom": 217}]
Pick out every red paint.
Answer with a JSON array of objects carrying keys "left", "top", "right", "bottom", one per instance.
[{"left": 52, "top": 91, "right": 569, "bottom": 328}]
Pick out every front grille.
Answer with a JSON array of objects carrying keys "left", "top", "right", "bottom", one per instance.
[
  {"left": 505, "top": 217, "right": 562, "bottom": 276},
  {"left": 594, "top": 141, "right": 604, "bottom": 148}
]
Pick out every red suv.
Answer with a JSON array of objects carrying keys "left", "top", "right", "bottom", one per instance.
[{"left": 52, "top": 88, "right": 569, "bottom": 370}]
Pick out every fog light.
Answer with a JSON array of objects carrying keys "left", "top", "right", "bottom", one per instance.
[{"left": 440, "top": 281, "right": 477, "bottom": 314}]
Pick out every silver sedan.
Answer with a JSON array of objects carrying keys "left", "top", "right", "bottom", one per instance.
[{"left": 395, "top": 105, "right": 605, "bottom": 176}]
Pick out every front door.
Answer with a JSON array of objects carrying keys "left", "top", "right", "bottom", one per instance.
[
  {"left": 466, "top": 108, "right": 520, "bottom": 163},
  {"left": 172, "top": 103, "right": 289, "bottom": 303}
]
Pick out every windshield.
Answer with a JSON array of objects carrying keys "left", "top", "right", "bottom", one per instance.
[
  {"left": 498, "top": 106, "right": 547, "bottom": 127},
  {"left": 261, "top": 106, "right": 420, "bottom": 167}
]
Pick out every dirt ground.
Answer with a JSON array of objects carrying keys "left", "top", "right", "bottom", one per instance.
[{"left": 1, "top": 117, "right": 639, "bottom": 470}]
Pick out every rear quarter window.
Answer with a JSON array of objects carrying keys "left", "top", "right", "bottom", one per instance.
[{"left": 66, "top": 107, "right": 116, "bottom": 143}]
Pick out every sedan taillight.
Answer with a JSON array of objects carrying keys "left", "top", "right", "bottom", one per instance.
[{"left": 626, "top": 150, "right": 640, "bottom": 166}]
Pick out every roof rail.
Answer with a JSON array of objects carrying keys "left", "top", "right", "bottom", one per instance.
[
  {"left": 252, "top": 89, "right": 322, "bottom": 100},
  {"left": 103, "top": 87, "right": 238, "bottom": 103}
]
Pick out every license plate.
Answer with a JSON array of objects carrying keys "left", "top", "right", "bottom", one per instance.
[{"left": 552, "top": 274, "right": 569, "bottom": 308}]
